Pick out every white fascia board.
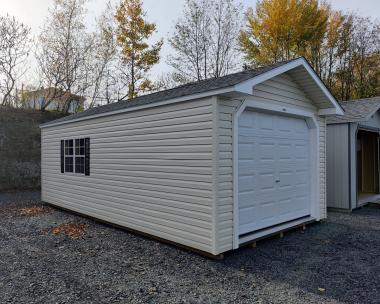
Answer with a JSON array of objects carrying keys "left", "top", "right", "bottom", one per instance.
[
  {"left": 234, "top": 57, "right": 344, "bottom": 116},
  {"left": 301, "top": 60, "right": 344, "bottom": 116},
  {"left": 40, "top": 87, "right": 234, "bottom": 128}
]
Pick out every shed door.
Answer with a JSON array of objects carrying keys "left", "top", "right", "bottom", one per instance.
[{"left": 238, "top": 110, "right": 311, "bottom": 235}]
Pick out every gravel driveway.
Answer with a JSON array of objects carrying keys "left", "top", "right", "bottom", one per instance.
[{"left": 0, "top": 192, "right": 379, "bottom": 304}]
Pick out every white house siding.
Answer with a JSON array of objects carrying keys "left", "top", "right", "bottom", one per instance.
[
  {"left": 214, "top": 98, "right": 242, "bottom": 254},
  {"left": 318, "top": 117, "right": 327, "bottom": 219},
  {"left": 214, "top": 73, "right": 327, "bottom": 253},
  {"left": 251, "top": 73, "right": 317, "bottom": 112},
  {"left": 41, "top": 97, "right": 217, "bottom": 254}
]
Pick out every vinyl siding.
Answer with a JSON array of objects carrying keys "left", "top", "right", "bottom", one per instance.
[
  {"left": 251, "top": 73, "right": 317, "bottom": 111},
  {"left": 214, "top": 98, "right": 242, "bottom": 254},
  {"left": 326, "top": 123, "right": 350, "bottom": 209},
  {"left": 41, "top": 98, "right": 216, "bottom": 254},
  {"left": 214, "top": 73, "right": 327, "bottom": 252},
  {"left": 318, "top": 117, "right": 327, "bottom": 218}
]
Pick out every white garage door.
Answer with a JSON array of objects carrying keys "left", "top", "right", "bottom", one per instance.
[{"left": 238, "top": 110, "right": 311, "bottom": 235}]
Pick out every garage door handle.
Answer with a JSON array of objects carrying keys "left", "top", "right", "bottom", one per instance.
[{"left": 275, "top": 180, "right": 280, "bottom": 183}]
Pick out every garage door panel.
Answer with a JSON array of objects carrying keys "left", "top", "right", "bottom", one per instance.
[
  {"left": 258, "top": 143, "right": 275, "bottom": 161},
  {"left": 238, "top": 110, "right": 311, "bottom": 235},
  {"left": 238, "top": 143, "right": 255, "bottom": 160},
  {"left": 238, "top": 175, "right": 257, "bottom": 192},
  {"left": 257, "top": 172, "right": 276, "bottom": 191}
]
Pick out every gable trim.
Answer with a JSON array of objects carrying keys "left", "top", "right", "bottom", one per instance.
[{"left": 234, "top": 57, "right": 344, "bottom": 116}]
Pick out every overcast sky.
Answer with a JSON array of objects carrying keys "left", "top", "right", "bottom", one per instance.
[{"left": 0, "top": 0, "right": 379, "bottom": 78}]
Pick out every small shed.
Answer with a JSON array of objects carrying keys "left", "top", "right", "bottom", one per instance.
[
  {"left": 327, "top": 96, "right": 380, "bottom": 210},
  {"left": 40, "top": 57, "right": 343, "bottom": 256}
]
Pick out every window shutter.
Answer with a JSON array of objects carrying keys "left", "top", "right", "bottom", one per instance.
[
  {"left": 85, "top": 137, "right": 90, "bottom": 176},
  {"left": 60, "top": 140, "right": 64, "bottom": 173}
]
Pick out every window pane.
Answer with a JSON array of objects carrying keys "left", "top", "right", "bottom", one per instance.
[
  {"left": 75, "top": 157, "right": 85, "bottom": 173},
  {"left": 65, "top": 157, "right": 73, "bottom": 172},
  {"left": 65, "top": 140, "right": 73, "bottom": 155},
  {"left": 74, "top": 138, "right": 85, "bottom": 156}
]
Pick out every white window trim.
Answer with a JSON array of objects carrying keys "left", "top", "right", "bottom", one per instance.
[
  {"left": 232, "top": 98, "right": 321, "bottom": 249},
  {"left": 63, "top": 138, "right": 85, "bottom": 176}
]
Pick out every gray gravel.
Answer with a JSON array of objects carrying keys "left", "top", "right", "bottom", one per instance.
[{"left": 0, "top": 192, "right": 379, "bottom": 304}]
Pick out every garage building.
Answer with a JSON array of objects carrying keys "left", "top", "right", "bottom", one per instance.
[
  {"left": 327, "top": 96, "right": 380, "bottom": 211},
  {"left": 41, "top": 57, "right": 343, "bottom": 256}
]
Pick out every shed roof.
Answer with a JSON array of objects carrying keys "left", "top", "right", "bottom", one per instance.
[
  {"left": 41, "top": 57, "right": 343, "bottom": 128},
  {"left": 327, "top": 96, "right": 380, "bottom": 124}
]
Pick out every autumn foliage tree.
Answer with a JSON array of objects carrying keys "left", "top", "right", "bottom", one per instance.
[
  {"left": 239, "top": 0, "right": 380, "bottom": 101},
  {"left": 115, "top": 0, "right": 163, "bottom": 99}
]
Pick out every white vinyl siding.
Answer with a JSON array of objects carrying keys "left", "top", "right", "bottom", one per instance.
[
  {"left": 318, "top": 117, "right": 327, "bottom": 219},
  {"left": 42, "top": 98, "right": 216, "bottom": 254},
  {"left": 252, "top": 74, "right": 317, "bottom": 111},
  {"left": 213, "top": 98, "right": 242, "bottom": 254}
]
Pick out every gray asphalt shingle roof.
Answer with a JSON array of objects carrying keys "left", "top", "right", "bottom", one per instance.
[
  {"left": 41, "top": 59, "right": 296, "bottom": 127},
  {"left": 327, "top": 96, "right": 380, "bottom": 124}
]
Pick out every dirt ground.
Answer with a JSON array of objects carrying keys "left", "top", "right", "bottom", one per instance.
[{"left": 0, "top": 191, "right": 379, "bottom": 304}]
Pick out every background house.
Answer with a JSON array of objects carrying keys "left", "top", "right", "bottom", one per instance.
[{"left": 22, "top": 88, "right": 85, "bottom": 114}]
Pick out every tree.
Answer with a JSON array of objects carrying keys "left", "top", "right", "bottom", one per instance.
[
  {"left": 154, "top": 73, "right": 178, "bottom": 91},
  {"left": 115, "top": 0, "right": 163, "bottom": 99},
  {"left": 239, "top": 0, "right": 329, "bottom": 66},
  {"left": 0, "top": 15, "right": 31, "bottom": 106},
  {"left": 36, "top": 0, "right": 92, "bottom": 112},
  {"left": 87, "top": 1, "right": 118, "bottom": 108},
  {"left": 168, "top": 0, "right": 243, "bottom": 83},
  {"left": 239, "top": 0, "right": 380, "bottom": 101}
]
